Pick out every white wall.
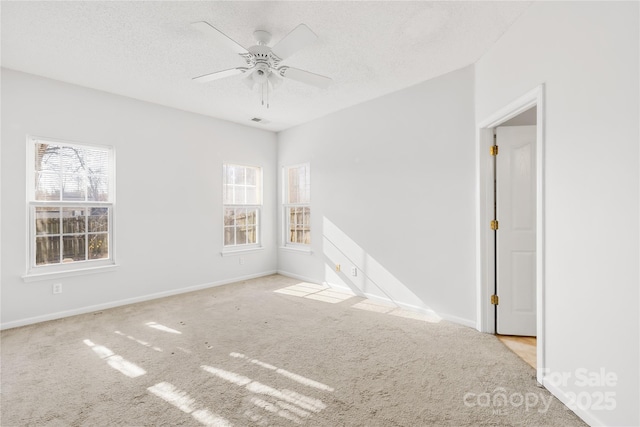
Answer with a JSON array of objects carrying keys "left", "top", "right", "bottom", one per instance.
[
  {"left": 475, "top": 2, "right": 639, "bottom": 426},
  {"left": 1, "top": 69, "right": 278, "bottom": 328},
  {"left": 278, "top": 66, "right": 477, "bottom": 326}
]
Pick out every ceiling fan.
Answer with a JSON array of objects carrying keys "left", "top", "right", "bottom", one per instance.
[{"left": 192, "top": 21, "right": 332, "bottom": 107}]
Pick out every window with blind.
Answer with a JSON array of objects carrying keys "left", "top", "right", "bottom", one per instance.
[
  {"left": 27, "top": 137, "right": 115, "bottom": 276},
  {"left": 223, "top": 163, "right": 262, "bottom": 250},
  {"left": 284, "top": 163, "right": 310, "bottom": 246}
]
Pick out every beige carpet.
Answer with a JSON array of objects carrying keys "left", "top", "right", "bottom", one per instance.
[{"left": 1, "top": 274, "right": 585, "bottom": 426}]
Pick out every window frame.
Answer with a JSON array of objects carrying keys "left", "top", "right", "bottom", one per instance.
[
  {"left": 24, "top": 136, "right": 116, "bottom": 281},
  {"left": 283, "top": 163, "right": 311, "bottom": 249},
  {"left": 222, "top": 162, "right": 263, "bottom": 253}
]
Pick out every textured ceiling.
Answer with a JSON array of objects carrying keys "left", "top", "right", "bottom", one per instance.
[{"left": 1, "top": 1, "right": 532, "bottom": 132}]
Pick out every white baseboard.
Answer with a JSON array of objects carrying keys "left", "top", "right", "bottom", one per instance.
[
  {"left": 1, "top": 270, "right": 277, "bottom": 330},
  {"left": 277, "top": 270, "right": 476, "bottom": 328},
  {"left": 542, "top": 377, "right": 604, "bottom": 427},
  {"left": 434, "top": 312, "right": 477, "bottom": 328},
  {"left": 276, "top": 270, "right": 322, "bottom": 285}
]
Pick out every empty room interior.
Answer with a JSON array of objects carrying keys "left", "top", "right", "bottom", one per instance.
[{"left": 1, "top": 2, "right": 639, "bottom": 426}]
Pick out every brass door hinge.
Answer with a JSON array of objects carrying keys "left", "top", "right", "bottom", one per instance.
[
  {"left": 490, "top": 145, "right": 499, "bottom": 156},
  {"left": 490, "top": 220, "right": 499, "bottom": 231},
  {"left": 491, "top": 295, "right": 499, "bottom": 305}
]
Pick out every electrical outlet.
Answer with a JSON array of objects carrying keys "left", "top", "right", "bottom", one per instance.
[
  {"left": 239, "top": 257, "right": 245, "bottom": 265},
  {"left": 350, "top": 266, "right": 358, "bottom": 277},
  {"left": 335, "top": 264, "right": 341, "bottom": 272},
  {"left": 52, "top": 283, "right": 62, "bottom": 294}
]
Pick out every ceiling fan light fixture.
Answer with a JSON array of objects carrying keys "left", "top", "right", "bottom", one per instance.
[
  {"left": 252, "top": 64, "right": 270, "bottom": 84},
  {"left": 268, "top": 72, "right": 283, "bottom": 89},
  {"left": 243, "top": 74, "right": 256, "bottom": 90}
]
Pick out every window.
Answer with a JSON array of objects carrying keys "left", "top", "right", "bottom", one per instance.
[
  {"left": 284, "top": 163, "right": 310, "bottom": 246},
  {"left": 223, "top": 163, "right": 262, "bottom": 250},
  {"left": 27, "top": 137, "right": 115, "bottom": 276}
]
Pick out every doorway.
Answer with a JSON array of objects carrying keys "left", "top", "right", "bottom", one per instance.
[{"left": 475, "top": 85, "right": 545, "bottom": 383}]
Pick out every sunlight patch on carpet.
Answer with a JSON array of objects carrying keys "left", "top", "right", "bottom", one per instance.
[
  {"left": 276, "top": 400, "right": 311, "bottom": 418},
  {"left": 250, "top": 396, "right": 302, "bottom": 424},
  {"left": 201, "top": 364, "right": 328, "bottom": 420},
  {"left": 274, "top": 282, "right": 355, "bottom": 304},
  {"left": 114, "top": 330, "right": 163, "bottom": 352},
  {"left": 246, "top": 382, "right": 326, "bottom": 412},
  {"left": 230, "top": 352, "right": 334, "bottom": 392},
  {"left": 145, "top": 321, "right": 182, "bottom": 334},
  {"left": 83, "top": 339, "right": 146, "bottom": 378},
  {"left": 148, "top": 382, "right": 231, "bottom": 427},
  {"left": 243, "top": 409, "right": 267, "bottom": 426},
  {"left": 351, "top": 300, "right": 442, "bottom": 323},
  {"left": 202, "top": 365, "right": 252, "bottom": 386}
]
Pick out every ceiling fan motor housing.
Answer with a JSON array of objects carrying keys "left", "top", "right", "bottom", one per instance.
[
  {"left": 253, "top": 30, "right": 272, "bottom": 45},
  {"left": 248, "top": 44, "right": 279, "bottom": 64},
  {"left": 247, "top": 43, "right": 282, "bottom": 83}
]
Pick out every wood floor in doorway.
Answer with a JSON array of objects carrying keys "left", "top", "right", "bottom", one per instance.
[{"left": 497, "top": 335, "right": 537, "bottom": 369}]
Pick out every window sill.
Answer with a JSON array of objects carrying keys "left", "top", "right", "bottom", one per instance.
[
  {"left": 22, "top": 263, "right": 119, "bottom": 283},
  {"left": 279, "top": 246, "right": 313, "bottom": 255},
  {"left": 221, "top": 247, "right": 264, "bottom": 257}
]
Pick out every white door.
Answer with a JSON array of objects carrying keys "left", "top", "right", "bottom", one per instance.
[{"left": 496, "top": 125, "right": 536, "bottom": 336}]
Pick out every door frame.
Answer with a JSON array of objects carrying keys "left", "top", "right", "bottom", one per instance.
[{"left": 475, "top": 84, "right": 545, "bottom": 383}]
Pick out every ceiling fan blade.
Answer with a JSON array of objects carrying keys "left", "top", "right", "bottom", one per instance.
[
  {"left": 280, "top": 67, "right": 332, "bottom": 89},
  {"left": 193, "top": 68, "right": 246, "bottom": 83},
  {"left": 271, "top": 24, "right": 318, "bottom": 60},
  {"left": 192, "top": 21, "right": 249, "bottom": 55}
]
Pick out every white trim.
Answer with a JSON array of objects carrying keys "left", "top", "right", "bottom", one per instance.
[
  {"left": 220, "top": 247, "right": 264, "bottom": 256},
  {"left": 475, "top": 84, "right": 546, "bottom": 384},
  {"left": 28, "top": 135, "right": 113, "bottom": 152},
  {"left": 222, "top": 163, "right": 263, "bottom": 249},
  {"left": 475, "top": 126, "right": 495, "bottom": 333},
  {"left": 276, "top": 270, "right": 319, "bottom": 284},
  {"left": 25, "top": 137, "right": 31, "bottom": 281},
  {"left": 542, "top": 378, "right": 605, "bottom": 427},
  {"left": 222, "top": 206, "right": 262, "bottom": 249},
  {"left": 282, "top": 163, "right": 311, "bottom": 247},
  {"left": 27, "top": 135, "right": 115, "bottom": 202},
  {"left": 22, "top": 263, "right": 118, "bottom": 283},
  {"left": 333, "top": 283, "right": 476, "bottom": 328},
  {"left": 278, "top": 246, "right": 313, "bottom": 255},
  {"left": 26, "top": 136, "right": 116, "bottom": 276},
  {"left": 277, "top": 270, "right": 476, "bottom": 328},
  {"left": 434, "top": 313, "right": 476, "bottom": 328},
  {"left": 3, "top": 270, "right": 277, "bottom": 330},
  {"left": 27, "top": 205, "right": 114, "bottom": 275}
]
